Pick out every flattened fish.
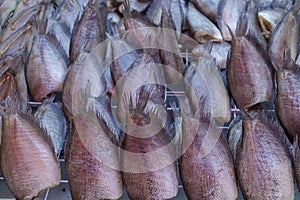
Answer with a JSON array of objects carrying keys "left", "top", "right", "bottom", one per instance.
[
  {"left": 1, "top": 98, "right": 61, "bottom": 200},
  {"left": 70, "top": 1, "right": 107, "bottom": 62},
  {"left": 26, "top": 26, "right": 68, "bottom": 101},
  {"left": 62, "top": 51, "right": 106, "bottom": 121},
  {"left": 275, "top": 52, "right": 300, "bottom": 142},
  {"left": 192, "top": 42, "right": 231, "bottom": 69},
  {"left": 65, "top": 94, "right": 123, "bottom": 200},
  {"left": 268, "top": 1, "right": 300, "bottom": 70},
  {"left": 186, "top": 2, "right": 222, "bottom": 43},
  {"left": 237, "top": 109, "right": 294, "bottom": 199},
  {"left": 218, "top": 0, "right": 246, "bottom": 41},
  {"left": 179, "top": 98, "right": 238, "bottom": 200},
  {"left": 159, "top": 7, "right": 183, "bottom": 84},
  {"left": 227, "top": 15, "right": 273, "bottom": 109},
  {"left": 184, "top": 54, "right": 231, "bottom": 123},
  {"left": 258, "top": 8, "right": 286, "bottom": 39},
  {"left": 121, "top": 85, "right": 178, "bottom": 200},
  {"left": 190, "top": 0, "right": 220, "bottom": 23},
  {"left": 227, "top": 118, "right": 242, "bottom": 162}
]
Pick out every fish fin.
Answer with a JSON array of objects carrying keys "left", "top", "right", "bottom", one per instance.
[
  {"left": 45, "top": 32, "right": 69, "bottom": 65},
  {"left": 19, "top": 110, "right": 56, "bottom": 153},
  {"left": 282, "top": 47, "right": 296, "bottom": 70},
  {"left": 123, "top": 0, "right": 132, "bottom": 19},
  {"left": 4, "top": 94, "right": 21, "bottom": 115},
  {"left": 95, "top": 94, "right": 121, "bottom": 146},
  {"left": 203, "top": 41, "right": 213, "bottom": 54},
  {"left": 293, "top": 135, "right": 299, "bottom": 161},
  {"left": 237, "top": 103, "right": 252, "bottom": 119}
]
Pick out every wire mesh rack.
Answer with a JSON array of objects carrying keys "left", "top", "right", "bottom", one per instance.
[{"left": 0, "top": 49, "right": 299, "bottom": 200}]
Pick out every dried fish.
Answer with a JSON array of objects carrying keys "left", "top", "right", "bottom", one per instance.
[
  {"left": 55, "top": 0, "right": 85, "bottom": 35},
  {"left": 123, "top": 0, "right": 161, "bottom": 60},
  {"left": 62, "top": 51, "right": 106, "bottom": 121},
  {"left": 186, "top": 2, "right": 222, "bottom": 43},
  {"left": 179, "top": 98, "right": 238, "bottom": 200},
  {"left": 190, "top": 0, "right": 220, "bottom": 23},
  {"left": 0, "top": 72, "right": 17, "bottom": 103},
  {"left": 70, "top": 1, "right": 107, "bottom": 63},
  {"left": 110, "top": 39, "right": 139, "bottom": 91},
  {"left": 254, "top": 0, "right": 294, "bottom": 10},
  {"left": 12, "top": 0, "right": 44, "bottom": 21},
  {"left": 258, "top": 8, "right": 286, "bottom": 39},
  {"left": 184, "top": 54, "right": 231, "bottom": 123},
  {"left": 192, "top": 42, "right": 231, "bottom": 69},
  {"left": 65, "top": 93, "right": 123, "bottom": 200},
  {"left": 0, "top": 3, "right": 42, "bottom": 42},
  {"left": 26, "top": 26, "right": 68, "bottom": 101},
  {"left": 237, "top": 109, "right": 294, "bottom": 199},
  {"left": 146, "top": 0, "right": 162, "bottom": 25},
  {"left": 1, "top": 97, "right": 61, "bottom": 200},
  {"left": 46, "top": 18, "right": 71, "bottom": 59},
  {"left": 120, "top": 0, "right": 151, "bottom": 13},
  {"left": 0, "top": 0, "right": 17, "bottom": 27},
  {"left": 159, "top": 8, "right": 183, "bottom": 84},
  {"left": 275, "top": 52, "right": 300, "bottom": 142},
  {"left": 0, "top": 23, "right": 33, "bottom": 58},
  {"left": 218, "top": 0, "right": 246, "bottom": 41},
  {"left": 170, "top": 0, "right": 186, "bottom": 40},
  {"left": 227, "top": 14, "right": 273, "bottom": 109},
  {"left": 116, "top": 53, "right": 166, "bottom": 126},
  {"left": 268, "top": 2, "right": 300, "bottom": 70},
  {"left": 34, "top": 98, "right": 67, "bottom": 156},
  {"left": 121, "top": 86, "right": 178, "bottom": 200}
]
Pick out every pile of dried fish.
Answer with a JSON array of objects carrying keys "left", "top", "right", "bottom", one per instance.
[{"left": 0, "top": 0, "right": 300, "bottom": 199}]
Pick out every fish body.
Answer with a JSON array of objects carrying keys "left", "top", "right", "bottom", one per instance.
[
  {"left": 35, "top": 99, "right": 67, "bottom": 156},
  {"left": 268, "top": 2, "right": 299, "bottom": 70},
  {"left": 237, "top": 110, "right": 294, "bottom": 199},
  {"left": 179, "top": 116, "right": 238, "bottom": 200},
  {"left": 65, "top": 109, "right": 123, "bottom": 200},
  {"left": 184, "top": 58, "right": 231, "bottom": 123},
  {"left": 70, "top": 1, "right": 107, "bottom": 62},
  {"left": 275, "top": 66, "right": 300, "bottom": 142},
  {"left": 227, "top": 33, "right": 273, "bottom": 109},
  {"left": 1, "top": 102, "right": 61, "bottom": 200},
  {"left": 27, "top": 34, "right": 67, "bottom": 101}
]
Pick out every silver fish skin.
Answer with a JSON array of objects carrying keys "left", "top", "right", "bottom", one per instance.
[
  {"left": 190, "top": 0, "right": 221, "bottom": 23},
  {"left": 35, "top": 98, "right": 67, "bottom": 156},
  {"left": 258, "top": 8, "right": 286, "bottom": 39},
  {"left": 192, "top": 42, "right": 231, "bottom": 69},
  {"left": 184, "top": 56, "right": 231, "bottom": 123},
  {"left": 268, "top": 1, "right": 300, "bottom": 70},
  {"left": 227, "top": 118, "right": 242, "bottom": 162},
  {"left": 186, "top": 2, "right": 222, "bottom": 43},
  {"left": 218, "top": 0, "right": 247, "bottom": 41},
  {"left": 0, "top": 0, "right": 17, "bottom": 27}
]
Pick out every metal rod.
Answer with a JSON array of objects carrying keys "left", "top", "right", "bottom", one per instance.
[{"left": 43, "top": 188, "right": 50, "bottom": 200}]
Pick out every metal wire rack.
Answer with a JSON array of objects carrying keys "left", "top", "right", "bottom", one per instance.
[{"left": 0, "top": 49, "right": 298, "bottom": 200}]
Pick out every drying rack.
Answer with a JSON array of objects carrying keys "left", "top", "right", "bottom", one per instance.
[{"left": 0, "top": 49, "right": 298, "bottom": 200}]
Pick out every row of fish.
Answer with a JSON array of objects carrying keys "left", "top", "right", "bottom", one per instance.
[{"left": 0, "top": 0, "right": 299, "bottom": 199}]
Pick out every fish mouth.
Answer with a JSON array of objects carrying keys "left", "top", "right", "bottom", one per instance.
[{"left": 130, "top": 112, "right": 151, "bottom": 126}]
